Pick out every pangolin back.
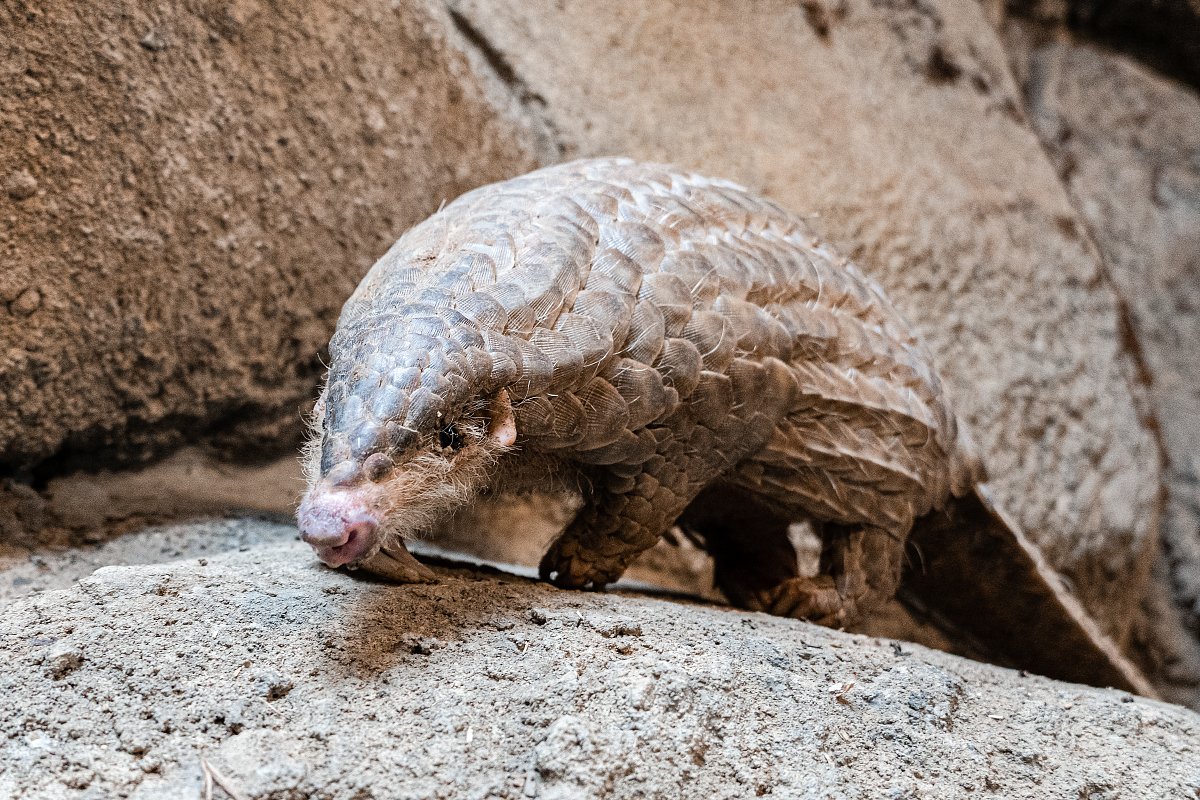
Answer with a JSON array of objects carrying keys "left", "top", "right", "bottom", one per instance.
[{"left": 319, "top": 157, "right": 975, "bottom": 534}]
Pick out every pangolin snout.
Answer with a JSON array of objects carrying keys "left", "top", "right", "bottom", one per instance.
[{"left": 298, "top": 486, "right": 382, "bottom": 568}]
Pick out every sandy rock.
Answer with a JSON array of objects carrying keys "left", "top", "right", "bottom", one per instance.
[
  {"left": 1006, "top": 21, "right": 1200, "bottom": 707},
  {"left": 0, "top": 518, "right": 297, "bottom": 604},
  {"left": 1005, "top": 0, "right": 1200, "bottom": 90},
  {"left": 0, "top": 0, "right": 545, "bottom": 472},
  {"left": 445, "top": 0, "right": 1158, "bottom": 649},
  {"left": 1, "top": 524, "right": 1197, "bottom": 799},
  {"left": 4, "top": 168, "right": 38, "bottom": 201}
]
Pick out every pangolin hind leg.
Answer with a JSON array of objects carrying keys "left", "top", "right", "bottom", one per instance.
[
  {"left": 809, "top": 523, "right": 906, "bottom": 624},
  {"left": 684, "top": 485, "right": 905, "bottom": 627},
  {"left": 678, "top": 486, "right": 809, "bottom": 610},
  {"left": 752, "top": 524, "right": 905, "bottom": 626}
]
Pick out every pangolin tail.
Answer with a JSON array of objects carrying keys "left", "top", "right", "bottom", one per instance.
[{"left": 904, "top": 484, "right": 1158, "bottom": 698}]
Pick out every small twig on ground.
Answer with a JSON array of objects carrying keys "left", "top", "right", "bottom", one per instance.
[{"left": 201, "top": 758, "right": 250, "bottom": 800}]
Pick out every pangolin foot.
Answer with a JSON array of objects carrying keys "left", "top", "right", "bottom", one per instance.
[
  {"left": 358, "top": 540, "right": 438, "bottom": 584},
  {"left": 755, "top": 575, "right": 848, "bottom": 627},
  {"left": 538, "top": 540, "right": 622, "bottom": 591}
]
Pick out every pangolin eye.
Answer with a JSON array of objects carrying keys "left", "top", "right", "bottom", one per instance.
[{"left": 438, "top": 424, "right": 465, "bottom": 450}]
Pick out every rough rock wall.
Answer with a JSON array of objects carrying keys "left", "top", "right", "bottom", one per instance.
[
  {"left": 1006, "top": 0, "right": 1200, "bottom": 89},
  {"left": 2, "top": 532, "right": 1198, "bottom": 799},
  {"left": 444, "top": 0, "right": 1160, "bottom": 644},
  {"left": 0, "top": 0, "right": 545, "bottom": 475},
  {"left": 1005, "top": 20, "right": 1200, "bottom": 707}
]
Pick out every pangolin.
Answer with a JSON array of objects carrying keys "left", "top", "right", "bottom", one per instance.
[{"left": 298, "top": 158, "right": 1154, "bottom": 696}]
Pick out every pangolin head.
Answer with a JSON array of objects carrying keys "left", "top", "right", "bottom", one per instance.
[{"left": 296, "top": 289, "right": 517, "bottom": 570}]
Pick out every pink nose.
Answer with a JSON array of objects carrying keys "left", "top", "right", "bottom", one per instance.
[
  {"left": 300, "top": 517, "right": 373, "bottom": 549},
  {"left": 297, "top": 488, "right": 380, "bottom": 567}
]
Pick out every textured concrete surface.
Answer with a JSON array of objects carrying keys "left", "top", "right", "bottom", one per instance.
[
  {"left": 1, "top": 521, "right": 1198, "bottom": 800},
  {"left": 1007, "top": 20, "right": 1200, "bottom": 707}
]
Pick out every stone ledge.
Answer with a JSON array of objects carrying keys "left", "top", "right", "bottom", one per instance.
[{"left": 1, "top": 523, "right": 1196, "bottom": 799}]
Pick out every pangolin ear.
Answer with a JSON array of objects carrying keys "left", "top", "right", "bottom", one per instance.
[{"left": 487, "top": 388, "right": 517, "bottom": 447}]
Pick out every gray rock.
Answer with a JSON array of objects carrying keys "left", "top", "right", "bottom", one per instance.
[{"left": 0, "top": 525, "right": 1197, "bottom": 799}]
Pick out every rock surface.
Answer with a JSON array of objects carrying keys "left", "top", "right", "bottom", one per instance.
[
  {"left": 1, "top": 521, "right": 1198, "bottom": 800},
  {"left": 0, "top": 517, "right": 296, "bottom": 604},
  {"left": 1006, "top": 21, "right": 1200, "bottom": 707},
  {"left": 0, "top": 0, "right": 544, "bottom": 473},
  {"left": 1005, "top": 0, "right": 1200, "bottom": 90}
]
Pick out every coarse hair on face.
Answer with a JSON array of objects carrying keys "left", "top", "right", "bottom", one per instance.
[
  {"left": 300, "top": 390, "right": 516, "bottom": 553},
  {"left": 299, "top": 387, "right": 328, "bottom": 489}
]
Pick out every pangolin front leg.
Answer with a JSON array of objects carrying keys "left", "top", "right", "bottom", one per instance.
[{"left": 539, "top": 432, "right": 697, "bottom": 590}]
